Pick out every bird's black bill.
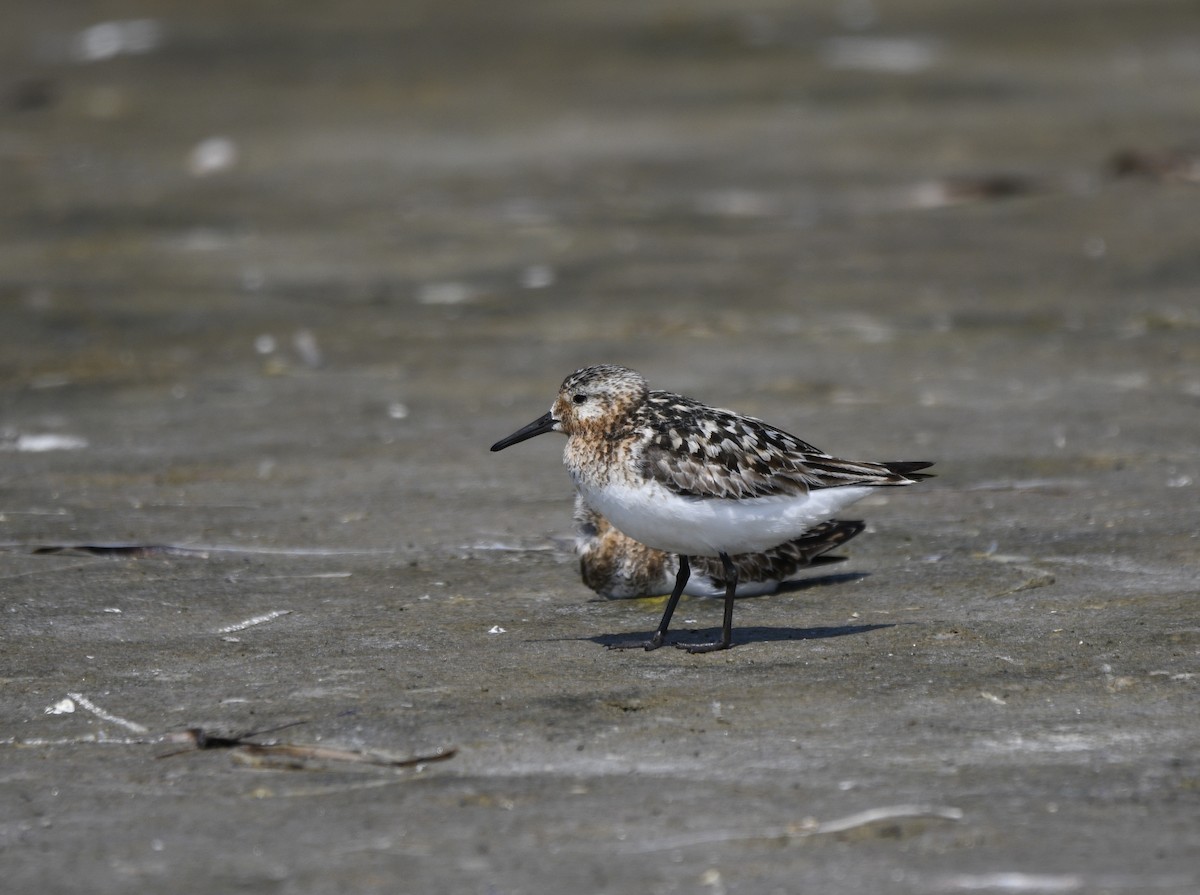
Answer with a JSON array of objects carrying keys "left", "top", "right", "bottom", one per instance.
[{"left": 490, "top": 412, "right": 557, "bottom": 451}]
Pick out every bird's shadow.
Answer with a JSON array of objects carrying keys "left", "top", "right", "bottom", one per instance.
[
  {"left": 589, "top": 622, "right": 892, "bottom": 650},
  {"left": 573, "top": 569, "right": 889, "bottom": 649}
]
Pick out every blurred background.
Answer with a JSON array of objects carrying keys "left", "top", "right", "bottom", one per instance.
[{"left": 4, "top": 0, "right": 1198, "bottom": 550}]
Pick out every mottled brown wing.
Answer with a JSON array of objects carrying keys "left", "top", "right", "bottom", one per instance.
[{"left": 636, "top": 396, "right": 930, "bottom": 500}]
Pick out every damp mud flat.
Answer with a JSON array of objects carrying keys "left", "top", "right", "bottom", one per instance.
[{"left": 2, "top": 2, "right": 1199, "bottom": 893}]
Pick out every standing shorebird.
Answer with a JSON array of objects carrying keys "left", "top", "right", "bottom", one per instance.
[{"left": 491, "top": 364, "right": 932, "bottom": 653}]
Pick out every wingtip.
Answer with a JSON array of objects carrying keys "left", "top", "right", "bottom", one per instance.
[{"left": 884, "top": 461, "right": 935, "bottom": 481}]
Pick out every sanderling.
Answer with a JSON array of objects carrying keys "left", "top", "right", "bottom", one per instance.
[
  {"left": 491, "top": 364, "right": 932, "bottom": 652},
  {"left": 574, "top": 494, "right": 864, "bottom": 599}
]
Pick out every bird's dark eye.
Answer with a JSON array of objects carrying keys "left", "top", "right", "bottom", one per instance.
[{"left": 572, "top": 393, "right": 587, "bottom": 405}]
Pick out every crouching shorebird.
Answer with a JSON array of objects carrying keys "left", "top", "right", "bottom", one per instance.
[
  {"left": 490, "top": 364, "right": 932, "bottom": 653},
  {"left": 574, "top": 494, "right": 865, "bottom": 599}
]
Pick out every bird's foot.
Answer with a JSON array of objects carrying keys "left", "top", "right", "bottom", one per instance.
[
  {"left": 607, "top": 633, "right": 665, "bottom": 651},
  {"left": 675, "top": 639, "right": 732, "bottom": 654}
]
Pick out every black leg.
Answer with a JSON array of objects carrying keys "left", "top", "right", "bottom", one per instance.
[
  {"left": 608, "top": 554, "right": 690, "bottom": 651},
  {"left": 647, "top": 554, "right": 690, "bottom": 649},
  {"left": 680, "top": 552, "right": 736, "bottom": 653}
]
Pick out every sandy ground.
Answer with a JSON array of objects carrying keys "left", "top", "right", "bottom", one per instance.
[{"left": 2, "top": 2, "right": 1199, "bottom": 893}]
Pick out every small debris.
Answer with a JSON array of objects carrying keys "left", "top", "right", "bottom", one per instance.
[
  {"left": 903, "top": 174, "right": 1039, "bottom": 210},
  {"left": 933, "top": 872, "right": 1083, "bottom": 892},
  {"left": 158, "top": 721, "right": 306, "bottom": 757},
  {"left": 1110, "top": 147, "right": 1200, "bottom": 183},
  {"left": 292, "top": 329, "right": 322, "bottom": 368},
  {"left": 30, "top": 544, "right": 211, "bottom": 558},
  {"left": 2, "top": 434, "right": 88, "bottom": 452},
  {"left": 804, "top": 804, "right": 964, "bottom": 837},
  {"left": 65, "top": 692, "right": 148, "bottom": 734},
  {"left": 188, "top": 136, "right": 238, "bottom": 176},
  {"left": 620, "top": 804, "right": 963, "bottom": 853},
  {"left": 159, "top": 722, "right": 457, "bottom": 771},
  {"left": 45, "top": 698, "right": 76, "bottom": 716},
  {"left": 231, "top": 742, "right": 457, "bottom": 771},
  {"left": 217, "top": 610, "right": 292, "bottom": 634},
  {"left": 72, "top": 19, "right": 163, "bottom": 63}
]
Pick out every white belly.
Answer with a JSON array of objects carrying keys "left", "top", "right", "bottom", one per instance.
[{"left": 580, "top": 478, "right": 875, "bottom": 557}]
